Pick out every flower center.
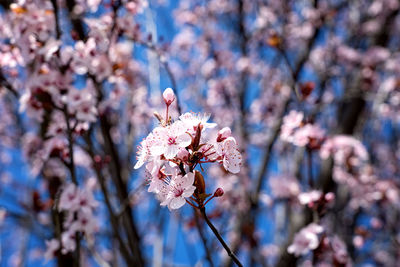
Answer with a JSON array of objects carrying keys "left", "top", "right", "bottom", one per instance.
[
  {"left": 168, "top": 137, "right": 176, "bottom": 145},
  {"left": 175, "top": 188, "right": 184, "bottom": 197}
]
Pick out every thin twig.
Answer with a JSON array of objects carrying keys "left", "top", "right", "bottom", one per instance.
[
  {"left": 200, "top": 207, "right": 243, "bottom": 267},
  {"left": 193, "top": 209, "right": 215, "bottom": 267},
  {"left": 62, "top": 106, "right": 80, "bottom": 266},
  {"left": 0, "top": 69, "right": 19, "bottom": 98},
  {"left": 84, "top": 134, "right": 136, "bottom": 264}
]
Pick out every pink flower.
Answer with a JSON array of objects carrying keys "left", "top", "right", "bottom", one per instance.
[
  {"left": 134, "top": 132, "right": 158, "bottom": 169},
  {"left": 151, "top": 122, "right": 192, "bottom": 159},
  {"left": 179, "top": 112, "right": 217, "bottom": 134},
  {"left": 161, "top": 172, "right": 196, "bottom": 210},
  {"left": 58, "top": 184, "right": 79, "bottom": 212},
  {"left": 292, "top": 124, "right": 325, "bottom": 147},
  {"left": 298, "top": 190, "right": 322, "bottom": 205},
  {"left": 288, "top": 223, "right": 324, "bottom": 256},
  {"left": 269, "top": 175, "right": 300, "bottom": 199},
  {"left": 217, "top": 127, "right": 232, "bottom": 142},
  {"left": 71, "top": 38, "right": 97, "bottom": 75},
  {"left": 54, "top": 182, "right": 99, "bottom": 254},
  {"left": 280, "top": 110, "right": 304, "bottom": 142},
  {"left": 64, "top": 87, "right": 97, "bottom": 123},
  {"left": 133, "top": 104, "right": 242, "bottom": 209},
  {"left": 75, "top": 210, "right": 99, "bottom": 236},
  {"left": 77, "top": 188, "right": 98, "bottom": 213},
  {"left": 163, "top": 88, "right": 175, "bottom": 106},
  {"left": 216, "top": 137, "right": 242, "bottom": 174},
  {"left": 146, "top": 159, "right": 168, "bottom": 193},
  {"left": 320, "top": 135, "right": 368, "bottom": 165},
  {"left": 331, "top": 236, "right": 349, "bottom": 264},
  {"left": 44, "top": 239, "right": 60, "bottom": 261},
  {"left": 61, "top": 228, "right": 77, "bottom": 254}
]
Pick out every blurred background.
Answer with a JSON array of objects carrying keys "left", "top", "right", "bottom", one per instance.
[{"left": 0, "top": 0, "right": 400, "bottom": 266}]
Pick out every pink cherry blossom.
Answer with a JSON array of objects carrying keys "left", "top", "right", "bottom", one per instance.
[
  {"left": 161, "top": 172, "right": 196, "bottom": 210},
  {"left": 215, "top": 137, "right": 242, "bottom": 174},
  {"left": 44, "top": 239, "right": 60, "bottom": 261},
  {"left": 151, "top": 122, "right": 192, "bottom": 159},
  {"left": 179, "top": 112, "right": 217, "bottom": 133},
  {"left": 280, "top": 110, "right": 304, "bottom": 142},
  {"left": 269, "top": 175, "right": 300, "bottom": 199},
  {"left": 163, "top": 88, "right": 175, "bottom": 106},
  {"left": 298, "top": 190, "right": 323, "bottom": 205},
  {"left": 288, "top": 223, "right": 324, "bottom": 256}
]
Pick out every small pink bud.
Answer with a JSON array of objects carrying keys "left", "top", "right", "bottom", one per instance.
[
  {"left": 163, "top": 88, "right": 175, "bottom": 106},
  {"left": 94, "top": 155, "right": 102, "bottom": 163},
  {"left": 370, "top": 218, "right": 382, "bottom": 229},
  {"left": 217, "top": 127, "right": 231, "bottom": 142},
  {"left": 214, "top": 188, "right": 224, "bottom": 197},
  {"left": 324, "top": 192, "right": 335, "bottom": 202}
]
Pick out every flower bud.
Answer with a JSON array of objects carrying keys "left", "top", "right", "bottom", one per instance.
[
  {"left": 194, "top": 170, "right": 206, "bottom": 195},
  {"left": 324, "top": 192, "right": 335, "bottom": 203},
  {"left": 192, "top": 123, "right": 202, "bottom": 150},
  {"left": 214, "top": 188, "right": 224, "bottom": 197},
  {"left": 217, "top": 127, "right": 231, "bottom": 142},
  {"left": 163, "top": 88, "right": 175, "bottom": 106}
]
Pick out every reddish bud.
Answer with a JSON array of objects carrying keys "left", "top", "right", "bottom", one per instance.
[
  {"left": 94, "top": 155, "right": 102, "bottom": 163},
  {"left": 32, "top": 191, "right": 44, "bottom": 212},
  {"left": 300, "top": 82, "right": 315, "bottom": 100},
  {"left": 214, "top": 188, "right": 224, "bottom": 197},
  {"left": 192, "top": 123, "right": 202, "bottom": 150},
  {"left": 163, "top": 88, "right": 175, "bottom": 106},
  {"left": 324, "top": 192, "right": 335, "bottom": 203},
  {"left": 104, "top": 155, "right": 111, "bottom": 164}
]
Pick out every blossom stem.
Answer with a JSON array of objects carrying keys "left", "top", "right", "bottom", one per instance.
[
  {"left": 200, "top": 207, "right": 243, "bottom": 267},
  {"left": 185, "top": 199, "right": 199, "bottom": 209},
  {"left": 165, "top": 105, "right": 169, "bottom": 124},
  {"left": 193, "top": 209, "right": 215, "bottom": 267},
  {"left": 201, "top": 196, "right": 215, "bottom": 207}
]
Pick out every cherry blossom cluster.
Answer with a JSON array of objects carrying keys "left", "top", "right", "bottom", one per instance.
[
  {"left": 280, "top": 110, "right": 325, "bottom": 148},
  {"left": 45, "top": 183, "right": 98, "bottom": 260},
  {"left": 288, "top": 223, "right": 324, "bottom": 256},
  {"left": 321, "top": 135, "right": 400, "bottom": 209},
  {"left": 134, "top": 88, "right": 242, "bottom": 210}
]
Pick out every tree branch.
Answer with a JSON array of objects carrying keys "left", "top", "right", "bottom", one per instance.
[{"left": 200, "top": 207, "right": 243, "bottom": 267}]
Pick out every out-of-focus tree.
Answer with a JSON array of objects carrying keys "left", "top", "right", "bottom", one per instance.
[{"left": 0, "top": 0, "right": 400, "bottom": 266}]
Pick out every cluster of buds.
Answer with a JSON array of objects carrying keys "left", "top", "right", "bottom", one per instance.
[{"left": 134, "top": 88, "right": 242, "bottom": 210}]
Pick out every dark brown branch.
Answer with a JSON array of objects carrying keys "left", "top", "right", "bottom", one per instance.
[
  {"left": 50, "top": 0, "right": 61, "bottom": 39},
  {"left": 84, "top": 134, "right": 136, "bottom": 264},
  {"left": 194, "top": 209, "right": 215, "bottom": 267},
  {"left": 65, "top": 0, "right": 86, "bottom": 40},
  {"left": 200, "top": 207, "right": 243, "bottom": 267},
  {"left": 91, "top": 78, "right": 144, "bottom": 267},
  {"left": 0, "top": 69, "right": 19, "bottom": 98},
  {"left": 62, "top": 106, "right": 81, "bottom": 267}
]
